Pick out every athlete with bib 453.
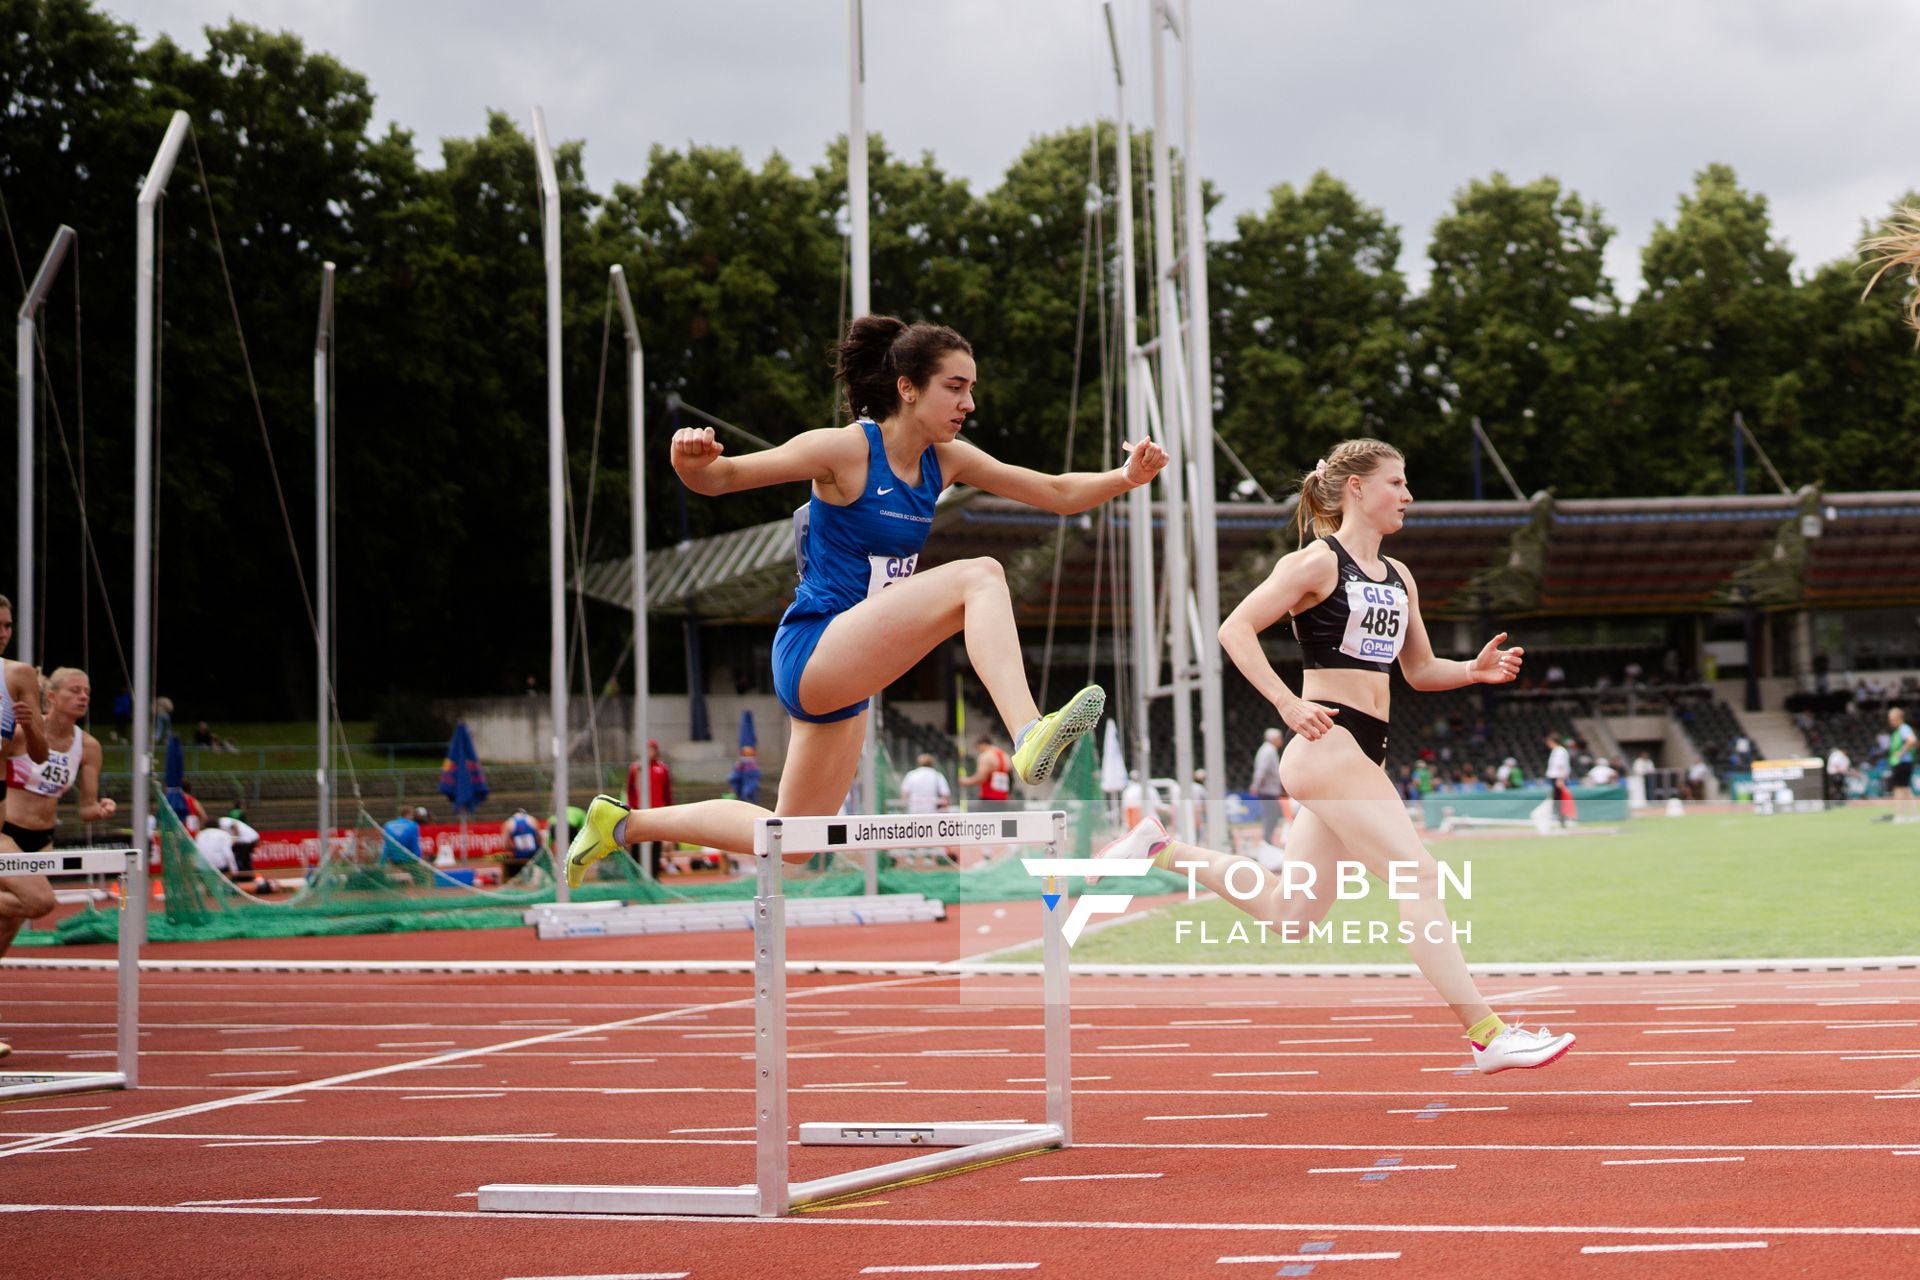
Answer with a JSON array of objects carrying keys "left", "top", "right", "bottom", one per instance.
[
  {"left": 1091, "top": 439, "right": 1575, "bottom": 1075},
  {"left": 566, "top": 316, "right": 1167, "bottom": 879}
]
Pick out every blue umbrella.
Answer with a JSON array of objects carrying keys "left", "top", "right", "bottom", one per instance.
[
  {"left": 163, "top": 732, "right": 188, "bottom": 820},
  {"left": 438, "top": 721, "right": 490, "bottom": 814},
  {"left": 738, "top": 709, "right": 757, "bottom": 751}
]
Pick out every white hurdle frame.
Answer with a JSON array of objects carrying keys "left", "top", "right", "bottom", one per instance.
[
  {"left": 478, "top": 809, "right": 1072, "bottom": 1217},
  {"left": 0, "top": 846, "right": 141, "bottom": 1099}
]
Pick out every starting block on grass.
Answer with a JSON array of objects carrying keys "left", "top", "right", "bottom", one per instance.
[
  {"left": 0, "top": 846, "right": 142, "bottom": 1101},
  {"left": 478, "top": 810, "right": 1071, "bottom": 1218}
]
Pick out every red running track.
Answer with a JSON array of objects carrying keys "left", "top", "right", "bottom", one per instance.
[{"left": 3, "top": 954, "right": 1919, "bottom": 1278}]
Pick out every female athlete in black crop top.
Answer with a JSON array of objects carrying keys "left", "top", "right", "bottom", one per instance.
[{"left": 1090, "top": 440, "right": 1576, "bottom": 1075}]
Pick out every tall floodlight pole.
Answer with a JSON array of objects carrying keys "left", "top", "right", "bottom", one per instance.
[
  {"left": 1106, "top": 3, "right": 1156, "bottom": 802},
  {"left": 16, "top": 225, "right": 76, "bottom": 668},
  {"left": 131, "top": 109, "right": 190, "bottom": 1069},
  {"left": 610, "top": 266, "right": 651, "bottom": 860},
  {"left": 849, "top": 0, "right": 878, "bottom": 891},
  {"left": 532, "top": 106, "right": 570, "bottom": 900},
  {"left": 1178, "top": 0, "right": 1226, "bottom": 848},
  {"left": 314, "top": 262, "right": 334, "bottom": 863},
  {"left": 1149, "top": 1, "right": 1196, "bottom": 841}
]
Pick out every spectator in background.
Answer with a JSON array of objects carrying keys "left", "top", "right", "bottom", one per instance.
[
  {"left": 628, "top": 740, "right": 677, "bottom": 875},
  {"left": 1885, "top": 707, "right": 1916, "bottom": 823},
  {"left": 112, "top": 685, "right": 132, "bottom": 742},
  {"left": 194, "top": 818, "right": 239, "bottom": 877},
  {"left": 178, "top": 781, "right": 207, "bottom": 835},
  {"left": 899, "top": 753, "right": 951, "bottom": 813},
  {"left": 1686, "top": 759, "right": 1712, "bottom": 801},
  {"left": 1190, "top": 769, "right": 1208, "bottom": 826},
  {"left": 382, "top": 805, "right": 424, "bottom": 864},
  {"left": 153, "top": 695, "right": 174, "bottom": 746},
  {"left": 1545, "top": 662, "right": 1566, "bottom": 688},
  {"left": 1586, "top": 757, "right": 1619, "bottom": 786},
  {"left": 1825, "top": 744, "right": 1851, "bottom": 806},
  {"left": 1631, "top": 752, "right": 1655, "bottom": 779},
  {"left": 500, "top": 807, "right": 546, "bottom": 880},
  {"left": 218, "top": 813, "right": 260, "bottom": 877},
  {"left": 1495, "top": 756, "right": 1521, "bottom": 789},
  {"left": 1544, "top": 734, "right": 1573, "bottom": 827},
  {"left": 1249, "top": 727, "right": 1285, "bottom": 849},
  {"left": 959, "top": 735, "right": 1013, "bottom": 812},
  {"left": 727, "top": 745, "right": 762, "bottom": 804}
]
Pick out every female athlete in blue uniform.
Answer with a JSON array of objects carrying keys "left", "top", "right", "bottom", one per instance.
[
  {"left": 1092, "top": 439, "right": 1574, "bottom": 1074},
  {"left": 566, "top": 315, "right": 1166, "bottom": 878}
]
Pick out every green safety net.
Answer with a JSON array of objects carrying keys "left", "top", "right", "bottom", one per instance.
[{"left": 35, "top": 740, "right": 1165, "bottom": 945}]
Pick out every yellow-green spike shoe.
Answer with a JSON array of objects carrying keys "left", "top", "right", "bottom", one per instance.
[
  {"left": 565, "top": 794, "right": 630, "bottom": 890},
  {"left": 1011, "top": 685, "right": 1106, "bottom": 785}
]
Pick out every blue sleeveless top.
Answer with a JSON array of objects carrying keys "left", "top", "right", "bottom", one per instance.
[{"left": 783, "top": 420, "right": 942, "bottom": 623}]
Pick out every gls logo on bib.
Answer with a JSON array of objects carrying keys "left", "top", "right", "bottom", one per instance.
[
  {"left": 866, "top": 553, "right": 919, "bottom": 600},
  {"left": 1339, "top": 580, "right": 1406, "bottom": 664}
]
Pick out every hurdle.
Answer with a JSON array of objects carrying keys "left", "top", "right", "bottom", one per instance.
[
  {"left": 478, "top": 809, "right": 1071, "bottom": 1217},
  {"left": 0, "top": 846, "right": 141, "bottom": 1100}
]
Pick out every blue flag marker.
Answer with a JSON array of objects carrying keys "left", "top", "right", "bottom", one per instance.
[{"left": 1042, "top": 893, "right": 1061, "bottom": 911}]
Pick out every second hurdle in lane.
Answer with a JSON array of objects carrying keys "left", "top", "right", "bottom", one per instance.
[{"left": 478, "top": 809, "right": 1072, "bottom": 1218}]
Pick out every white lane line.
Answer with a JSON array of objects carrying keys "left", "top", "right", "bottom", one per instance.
[
  {"left": 1873, "top": 1094, "right": 1920, "bottom": 1101},
  {"left": 1629, "top": 1100, "right": 1752, "bottom": 1108},
  {"left": 1487, "top": 985, "right": 1563, "bottom": 1003},
  {"left": 1824, "top": 1024, "right": 1918, "bottom": 1031},
  {"left": 0, "top": 1107, "right": 109, "bottom": 1114},
  {"left": 802, "top": 1081, "right": 909, "bottom": 1089},
  {"left": 1788, "top": 981, "right": 1859, "bottom": 989},
  {"left": 237, "top": 1099, "right": 306, "bottom": 1105},
  {"left": 1818, "top": 999, "right": 1900, "bottom": 1006},
  {"left": 5, "top": 1147, "right": 90, "bottom": 1154},
  {"left": 860, "top": 1267, "right": 1039, "bottom": 1275},
  {"left": 1096, "top": 1043, "right": 1190, "bottom": 1050},
  {"left": 923, "top": 1049, "right": 1011, "bottom": 1057},
  {"left": 1308, "top": 1164, "right": 1455, "bottom": 1173},
  {"left": 1655, "top": 1005, "right": 1735, "bottom": 1012},
  {"left": 1276, "top": 1038, "right": 1374, "bottom": 1045},
  {"left": 1219, "top": 1254, "right": 1402, "bottom": 1264},
  {"left": 670, "top": 1127, "right": 756, "bottom": 1135},
  {"left": 1213, "top": 1071, "right": 1319, "bottom": 1078},
  {"left": 1627, "top": 1061, "right": 1737, "bottom": 1067},
  {"left": 218, "top": 1045, "right": 302, "bottom": 1053},
  {"left": 1006, "top": 1076, "right": 1111, "bottom": 1083},
  {"left": 1172, "top": 1019, "right": 1252, "bottom": 1026},
  {"left": 504, "top": 1273, "right": 690, "bottom": 1279},
  {"left": 179, "top": 1196, "right": 321, "bottom": 1206},
  {"left": 1143, "top": 1113, "right": 1268, "bottom": 1121},
  {"left": 1601, "top": 1157, "right": 1745, "bottom": 1166},
  {"left": 1387, "top": 1106, "right": 1507, "bottom": 1114},
  {"left": 375, "top": 1041, "right": 457, "bottom": 1049},
  {"left": 399, "top": 1093, "right": 508, "bottom": 1102},
  {"left": 568, "top": 1059, "right": 657, "bottom": 1066},
  {"left": 1581, "top": 1242, "right": 1767, "bottom": 1254},
  {"left": 1330, "top": 1015, "right": 1415, "bottom": 1022},
  {"left": 498, "top": 1018, "right": 576, "bottom": 1026},
  {"left": 201, "top": 1140, "right": 323, "bottom": 1148},
  {"left": 209, "top": 1071, "right": 301, "bottom": 1078},
  {"left": 1642, "top": 1028, "right": 1736, "bottom": 1035},
  {"left": 1019, "top": 1173, "right": 1164, "bottom": 1182}
]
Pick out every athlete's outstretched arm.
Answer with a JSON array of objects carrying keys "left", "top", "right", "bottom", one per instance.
[
  {"left": 669, "top": 425, "right": 861, "bottom": 498},
  {"left": 1388, "top": 561, "right": 1522, "bottom": 691},
  {"left": 1218, "top": 542, "right": 1340, "bottom": 739},
  {"left": 76, "top": 732, "right": 116, "bottom": 823},
  {"left": 937, "top": 437, "right": 1167, "bottom": 515},
  {"left": 7, "top": 664, "right": 46, "bottom": 764}
]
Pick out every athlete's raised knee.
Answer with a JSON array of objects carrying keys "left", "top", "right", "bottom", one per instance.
[{"left": 958, "top": 556, "right": 1007, "bottom": 592}]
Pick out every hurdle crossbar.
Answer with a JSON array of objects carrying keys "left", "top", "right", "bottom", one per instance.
[
  {"left": 0, "top": 846, "right": 141, "bottom": 1100},
  {"left": 477, "top": 809, "right": 1071, "bottom": 1217}
]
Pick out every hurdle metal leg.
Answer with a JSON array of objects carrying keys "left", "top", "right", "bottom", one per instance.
[
  {"left": 1, "top": 847, "right": 140, "bottom": 1100},
  {"left": 478, "top": 811, "right": 1071, "bottom": 1217}
]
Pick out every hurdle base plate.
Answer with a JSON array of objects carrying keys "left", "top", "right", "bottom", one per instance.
[
  {"left": 477, "top": 1183, "right": 759, "bottom": 1216},
  {"left": 799, "top": 1120, "right": 1040, "bottom": 1147},
  {"left": 0, "top": 1070, "right": 127, "bottom": 1101}
]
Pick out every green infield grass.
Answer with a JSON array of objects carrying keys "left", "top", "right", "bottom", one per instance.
[{"left": 1008, "top": 808, "right": 1920, "bottom": 964}]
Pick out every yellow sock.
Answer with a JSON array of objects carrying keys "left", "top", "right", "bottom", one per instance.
[{"left": 1467, "top": 1014, "right": 1506, "bottom": 1049}]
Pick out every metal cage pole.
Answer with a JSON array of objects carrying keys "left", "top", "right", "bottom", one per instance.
[
  {"left": 313, "top": 262, "right": 334, "bottom": 861},
  {"left": 17, "top": 225, "right": 77, "bottom": 668},
  {"left": 531, "top": 106, "right": 570, "bottom": 900},
  {"left": 611, "top": 266, "right": 651, "bottom": 853}
]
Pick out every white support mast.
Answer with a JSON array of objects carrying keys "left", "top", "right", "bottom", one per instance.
[
  {"left": 1148, "top": 1, "right": 1196, "bottom": 841},
  {"left": 531, "top": 105, "right": 570, "bottom": 900},
  {"left": 610, "top": 265, "right": 650, "bottom": 854},
  {"left": 849, "top": 0, "right": 878, "bottom": 892},
  {"left": 16, "top": 224, "right": 76, "bottom": 669},
  {"left": 1178, "top": 0, "right": 1226, "bottom": 847},
  {"left": 314, "top": 262, "right": 334, "bottom": 861},
  {"left": 1105, "top": 3, "right": 1157, "bottom": 803},
  {"left": 132, "top": 108, "right": 191, "bottom": 989}
]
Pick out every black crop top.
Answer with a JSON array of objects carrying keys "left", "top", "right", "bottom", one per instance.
[{"left": 1291, "top": 535, "right": 1412, "bottom": 672}]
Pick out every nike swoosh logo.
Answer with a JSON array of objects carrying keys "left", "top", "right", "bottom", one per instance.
[{"left": 877, "top": 486, "right": 894, "bottom": 495}]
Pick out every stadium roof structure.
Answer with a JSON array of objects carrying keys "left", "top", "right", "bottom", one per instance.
[{"left": 579, "top": 488, "right": 1920, "bottom": 624}]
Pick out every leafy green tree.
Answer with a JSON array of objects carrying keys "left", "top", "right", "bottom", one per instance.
[
  {"left": 1212, "top": 171, "right": 1418, "bottom": 494},
  {"left": 1419, "top": 172, "right": 1621, "bottom": 497}
]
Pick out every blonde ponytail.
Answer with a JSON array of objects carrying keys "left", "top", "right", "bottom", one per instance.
[
  {"left": 1293, "top": 439, "right": 1404, "bottom": 543},
  {"left": 1861, "top": 206, "right": 1920, "bottom": 344}
]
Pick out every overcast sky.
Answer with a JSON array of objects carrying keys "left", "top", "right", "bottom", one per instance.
[{"left": 101, "top": 0, "right": 1918, "bottom": 297}]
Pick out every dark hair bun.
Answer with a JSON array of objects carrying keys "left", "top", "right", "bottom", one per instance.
[{"left": 832, "top": 315, "right": 973, "bottom": 420}]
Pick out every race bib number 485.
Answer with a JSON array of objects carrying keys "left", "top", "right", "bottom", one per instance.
[
  {"left": 1339, "top": 580, "right": 1406, "bottom": 664},
  {"left": 867, "top": 553, "right": 919, "bottom": 599}
]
